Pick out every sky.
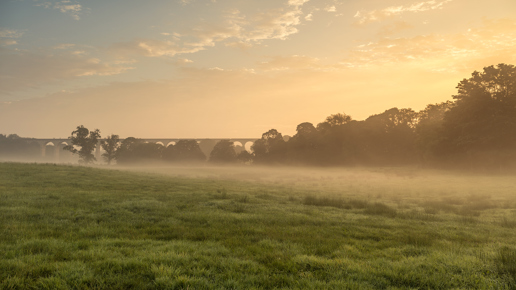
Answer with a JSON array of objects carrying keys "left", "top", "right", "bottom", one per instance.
[{"left": 1, "top": 0, "right": 515, "bottom": 138}]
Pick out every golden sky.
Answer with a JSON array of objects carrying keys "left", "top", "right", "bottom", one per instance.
[{"left": 1, "top": 0, "right": 515, "bottom": 138}]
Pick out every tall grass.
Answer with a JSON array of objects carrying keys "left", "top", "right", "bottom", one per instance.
[{"left": 496, "top": 247, "right": 516, "bottom": 287}]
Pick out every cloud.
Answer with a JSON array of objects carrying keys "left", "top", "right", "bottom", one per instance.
[
  {"left": 34, "top": 0, "right": 83, "bottom": 20},
  {"left": 0, "top": 29, "right": 24, "bottom": 39},
  {"left": 112, "top": 5, "right": 307, "bottom": 59},
  {"left": 111, "top": 39, "right": 187, "bottom": 57},
  {"left": 53, "top": 43, "right": 75, "bottom": 50},
  {"left": 243, "top": 8, "right": 303, "bottom": 41},
  {"left": 0, "top": 39, "right": 17, "bottom": 46},
  {"left": 354, "top": 0, "right": 452, "bottom": 25},
  {"left": 175, "top": 58, "right": 194, "bottom": 64},
  {"left": 288, "top": 0, "right": 310, "bottom": 7},
  {"left": 346, "top": 18, "right": 516, "bottom": 72},
  {"left": 0, "top": 48, "right": 133, "bottom": 98},
  {"left": 185, "top": 6, "right": 305, "bottom": 48},
  {"left": 0, "top": 28, "right": 24, "bottom": 46},
  {"left": 324, "top": 6, "right": 336, "bottom": 12}
]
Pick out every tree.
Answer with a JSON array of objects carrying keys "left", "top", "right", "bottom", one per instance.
[
  {"left": 252, "top": 129, "right": 287, "bottom": 164},
  {"left": 0, "top": 134, "right": 40, "bottom": 161},
  {"left": 316, "top": 113, "right": 352, "bottom": 132},
  {"left": 209, "top": 140, "right": 237, "bottom": 163},
  {"left": 236, "top": 150, "right": 253, "bottom": 164},
  {"left": 162, "top": 140, "right": 206, "bottom": 163},
  {"left": 101, "top": 134, "right": 120, "bottom": 165},
  {"left": 63, "top": 125, "right": 101, "bottom": 164},
  {"left": 437, "top": 64, "right": 516, "bottom": 168},
  {"left": 454, "top": 63, "right": 516, "bottom": 103},
  {"left": 115, "top": 137, "right": 163, "bottom": 164},
  {"left": 287, "top": 122, "right": 320, "bottom": 165},
  {"left": 361, "top": 108, "right": 418, "bottom": 165},
  {"left": 415, "top": 101, "right": 453, "bottom": 163}
]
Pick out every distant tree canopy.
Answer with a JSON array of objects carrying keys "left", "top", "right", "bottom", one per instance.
[
  {"left": 252, "top": 129, "right": 287, "bottom": 164},
  {"left": 115, "top": 137, "right": 163, "bottom": 165},
  {"left": 163, "top": 140, "right": 206, "bottom": 163},
  {"left": 101, "top": 134, "right": 120, "bottom": 165},
  {"left": 209, "top": 140, "right": 237, "bottom": 163},
  {"left": 246, "top": 63, "right": 516, "bottom": 169},
  {"left": 436, "top": 64, "right": 516, "bottom": 167},
  {"left": 0, "top": 134, "right": 40, "bottom": 160},
  {"left": 63, "top": 126, "right": 101, "bottom": 164}
]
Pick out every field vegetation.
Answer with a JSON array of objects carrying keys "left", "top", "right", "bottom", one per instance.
[{"left": 1, "top": 162, "right": 516, "bottom": 289}]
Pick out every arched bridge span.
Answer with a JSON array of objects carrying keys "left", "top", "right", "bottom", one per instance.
[{"left": 33, "top": 138, "right": 257, "bottom": 163}]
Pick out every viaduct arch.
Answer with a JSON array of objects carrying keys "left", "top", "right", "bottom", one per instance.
[{"left": 33, "top": 138, "right": 257, "bottom": 163}]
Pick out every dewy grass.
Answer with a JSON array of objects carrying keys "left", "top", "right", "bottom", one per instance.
[
  {"left": 496, "top": 247, "right": 516, "bottom": 287},
  {"left": 1, "top": 162, "right": 516, "bottom": 289}
]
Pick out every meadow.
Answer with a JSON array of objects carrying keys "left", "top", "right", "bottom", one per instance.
[{"left": 1, "top": 162, "right": 516, "bottom": 289}]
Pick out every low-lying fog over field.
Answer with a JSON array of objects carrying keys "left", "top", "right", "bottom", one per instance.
[{"left": 121, "top": 164, "right": 516, "bottom": 201}]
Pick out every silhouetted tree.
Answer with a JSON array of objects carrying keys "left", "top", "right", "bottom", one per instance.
[
  {"left": 236, "top": 150, "right": 253, "bottom": 164},
  {"left": 316, "top": 112, "right": 352, "bottom": 132},
  {"left": 437, "top": 63, "right": 516, "bottom": 168},
  {"left": 162, "top": 140, "right": 206, "bottom": 163},
  {"left": 63, "top": 126, "right": 101, "bottom": 164},
  {"left": 287, "top": 122, "right": 320, "bottom": 164},
  {"left": 252, "top": 129, "right": 287, "bottom": 164},
  {"left": 360, "top": 108, "right": 418, "bottom": 165},
  {"left": 415, "top": 101, "right": 453, "bottom": 163},
  {"left": 209, "top": 140, "right": 237, "bottom": 163},
  {"left": 115, "top": 137, "right": 163, "bottom": 164},
  {"left": 0, "top": 134, "right": 40, "bottom": 160},
  {"left": 101, "top": 134, "right": 120, "bottom": 165}
]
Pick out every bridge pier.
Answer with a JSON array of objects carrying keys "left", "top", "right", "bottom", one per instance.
[
  {"left": 95, "top": 142, "right": 101, "bottom": 161},
  {"left": 31, "top": 138, "right": 257, "bottom": 163},
  {"left": 41, "top": 143, "right": 47, "bottom": 158}
]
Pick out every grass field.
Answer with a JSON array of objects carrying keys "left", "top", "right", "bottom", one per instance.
[{"left": 1, "top": 162, "right": 516, "bottom": 289}]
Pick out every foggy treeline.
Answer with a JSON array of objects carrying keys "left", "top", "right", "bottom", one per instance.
[{"left": 1, "top": 64, "right": 515, "bottom": 170}]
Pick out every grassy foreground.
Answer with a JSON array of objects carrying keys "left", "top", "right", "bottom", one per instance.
[{"left": 1, "top": 163, "right": 516, "bottom": 289}]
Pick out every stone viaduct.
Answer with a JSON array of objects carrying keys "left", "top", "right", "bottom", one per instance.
[{"left": 34, "top": 138, "right": 258, "bottom": 163}]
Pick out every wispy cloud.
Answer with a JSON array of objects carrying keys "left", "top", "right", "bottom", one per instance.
[
  {"left": 0, "top": 28, "right": 24, "bottom": 46},
  {"left": 112, "top": 5, "right": 308, "bottom": 59},
  {"left": 34, "top": 0, "right": 84, "bottom": 20},
  {"left": 0, "top": 48, "right": 133, "bottom": 97},
  {"left": 324, "top": 6, "right": 336, "bottom": 12},
  {"left": 0, "top": 28, "right": 24, "bottom": 39},
  {"left": 347, "top": 18, "right": 516, "bottom": 72},
  {"left": 243, "top": 8, "right": 303, "bottom": 42},
  {"left": 288, "top": 0, "right": 310, "bottom": 7},
  {"left": 354, "top": 0, "right": 452, "bottom": 25},
  {"left": 53, "top": 43, "right": 75, "bottom": 50}
]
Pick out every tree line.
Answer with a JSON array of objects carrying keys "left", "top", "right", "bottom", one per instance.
[
  {"left": 59, "top": 127, "right": 252, "bottom": 165},
  {"left": 249, "top": 64, "right": 515, "bottom": 170},
  {"left": 2, "top": 64, "right": 515, "bottom": 170}
]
